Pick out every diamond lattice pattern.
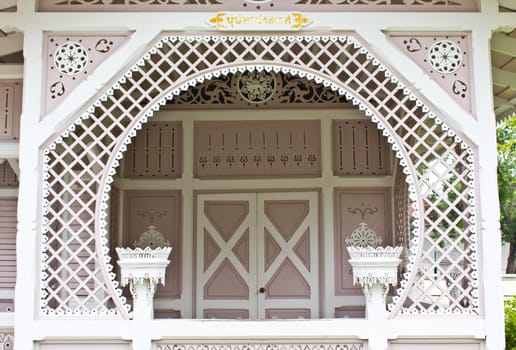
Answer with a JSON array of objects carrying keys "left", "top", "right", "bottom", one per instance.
[{"left": 41, "top": 34, "right": 479, "bottom": 317}]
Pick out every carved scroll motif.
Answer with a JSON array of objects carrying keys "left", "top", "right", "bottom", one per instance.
[{"left": 167, "top": 72, "right": 350, "bottom": 109}]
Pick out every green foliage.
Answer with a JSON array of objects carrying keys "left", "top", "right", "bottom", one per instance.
[
  {"left": 506, "top": 296, "right": 516, "bottom": 349},
  {"left": 497, "top": 116, "right": 516, "bottom": 245}
]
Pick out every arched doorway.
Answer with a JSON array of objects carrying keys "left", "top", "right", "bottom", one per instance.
[
  {"left": 107, "top": 70, "right": 411, "bottom": 319},
  {"left": 40, "top": 33, "right": 479, "bottom": 320}
]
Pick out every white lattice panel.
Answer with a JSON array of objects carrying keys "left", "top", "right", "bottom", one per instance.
[{"left": 41, "top": 33, "right": 479, "bottom": 318}]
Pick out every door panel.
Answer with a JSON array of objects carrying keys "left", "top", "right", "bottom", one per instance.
[
  {"left": 196, "top": 194, "right": 257, "bottom": 319},
  {"left": 258, "top": 192, "right": 319, "bottom": 319},
  {"left": 196, "top": 192, "right": 319, "bottom": 319}
]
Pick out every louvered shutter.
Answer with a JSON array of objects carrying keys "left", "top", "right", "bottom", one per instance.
[{"left": 0, "top": 198, "right": 17, "bottom": 289}]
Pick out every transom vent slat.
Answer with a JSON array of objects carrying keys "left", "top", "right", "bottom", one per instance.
[
  {"left": 194, "top": 120, "right": 321, "bottom": 178},
  {"left": 333, "top": 119, "right": 390, "bottom": 176},
  {"left": 124, "top": 122, "right": 182, "bottom": 178}
]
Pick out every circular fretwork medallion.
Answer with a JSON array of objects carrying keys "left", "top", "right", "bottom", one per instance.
[
  {"left": 238, "top": 71, "right": 276, "bottom": 103},
  {"left": 345, "top": 222, "right": 382, "bottom": 248},
  {"left": 53, "top": 42, "right": 89, "bottom": 76},
  {"left": 427, "top": 40, "right": 463, "bottom": 74}
]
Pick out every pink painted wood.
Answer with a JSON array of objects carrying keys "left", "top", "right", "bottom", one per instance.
[
  {"left": 0, "top": 81, "right": 21, "bottom": 141},
  {"left": 0, "top": 162, "right": 18, "bottom": 188},
  {"left": 43, "top": 33, "right": 130, "bottom": 115},
  {"left": 194, "top": 120, "right": 321, "bottom": 178},
  {"left": 333, "top": 119, "right": 390, "bottom": 176},
  {"left": 198, "top": 196, "right": 254, "bottom": 318},
  {"left": 387, "top": 33, "right": 473, "bottom": 114},
  {"left": 124, "top": 122, "right": 182, "bottom": 178},
  {"left": 333, "top": 188, "right": 392, "bottom": 296},
  {"left": 122, "top": 190, "right": 182, "bottom": 298},
  {"left": 197, "top": 192, "right": 319, "bottom": 319}
]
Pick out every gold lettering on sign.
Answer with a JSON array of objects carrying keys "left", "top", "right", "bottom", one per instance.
[{"left": 209, "top": 12, "right": 310, "bottom": 30}]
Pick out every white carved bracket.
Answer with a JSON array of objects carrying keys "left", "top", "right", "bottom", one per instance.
[
  {"left": 116, "top": 246, "right": 172, "bottom": 320},
  {"left": 346, "top": 221, "right": 402, "bottom": 320},
  {"left": 347, "top": 245, "right": 403, "bottom": 319}
]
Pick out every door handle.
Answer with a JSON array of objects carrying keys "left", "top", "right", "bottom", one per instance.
[{"left": 259, "top": 287, "right": 266, "bottom": 294}]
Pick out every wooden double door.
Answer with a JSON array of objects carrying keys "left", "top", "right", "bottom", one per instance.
[{"left": 196, "top": 191, "right": 319, "bottom": 319}]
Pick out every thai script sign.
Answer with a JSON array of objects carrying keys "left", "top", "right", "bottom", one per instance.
[{"left": 208, "top": 12, "right": 310, "bottom": 30}]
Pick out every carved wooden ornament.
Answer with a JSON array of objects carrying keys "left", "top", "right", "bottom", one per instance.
[{"left": 43, "top": 32, "right": 130, "bottom": 115}]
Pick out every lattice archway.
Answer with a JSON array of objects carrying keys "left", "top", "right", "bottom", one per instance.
[{"left": 41, "top": 33, "right": 480, "bottom": 319}]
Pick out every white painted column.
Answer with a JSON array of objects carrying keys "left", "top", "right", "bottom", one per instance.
[
  {"left": 132, "top": 334, "right": 152, "bottom": 350},
  {"left": 14, "top": 23, "right": 44, "bottom": 350},
  {"left": 131, "top": 280, "right": 155, "bottom": 321},
  {"left": 471, "top": 27, "right": 505, "bottom": 350},
  {"left": 367, "top": 325, "right": 388, "bottom": 350}
]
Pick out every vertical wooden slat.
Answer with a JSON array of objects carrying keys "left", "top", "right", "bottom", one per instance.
[
  {"left": 332, "top": 119, "right": 390, "bottom": 176},
  {"left": 0, "top": 198, "right": 17, "bottom": 289},
  {"left": 124, "top": 122, "right": 182, "bottom": 178}
]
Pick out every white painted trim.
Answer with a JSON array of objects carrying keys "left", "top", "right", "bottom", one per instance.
[
  {"left": 471, "top": 27, "right": 505, "bottom": 350},
  {"left": 14, "top": 27, "right": 44, "bottom": 350},
  {"left": 26, "top": 318, "right": 486, "bottom": 340}
]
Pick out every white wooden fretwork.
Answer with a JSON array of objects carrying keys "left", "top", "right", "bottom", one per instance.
[
  {"left": 133, "top": 225, "right": 171, "bottom": 249},
  {"left": 156, "top": 344, "right": 364, "bottom": 350},
  {"left": 345, "top": 222, "right": 382, "bottom": 248},
  {"left": 44, "top": 33, "right": 130, "bottom": 114},
  {"left": 166, "top": 72, "right": 351, "bottom": 109},
  {"left": 38, "top": 0, "right": 477, "bottom": 12},
  {"left": 387, "top": 33, "right": 473, "bottom": 113},
  {"left": 41, "top": 33, "right": 479, "bottom": 319}
]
